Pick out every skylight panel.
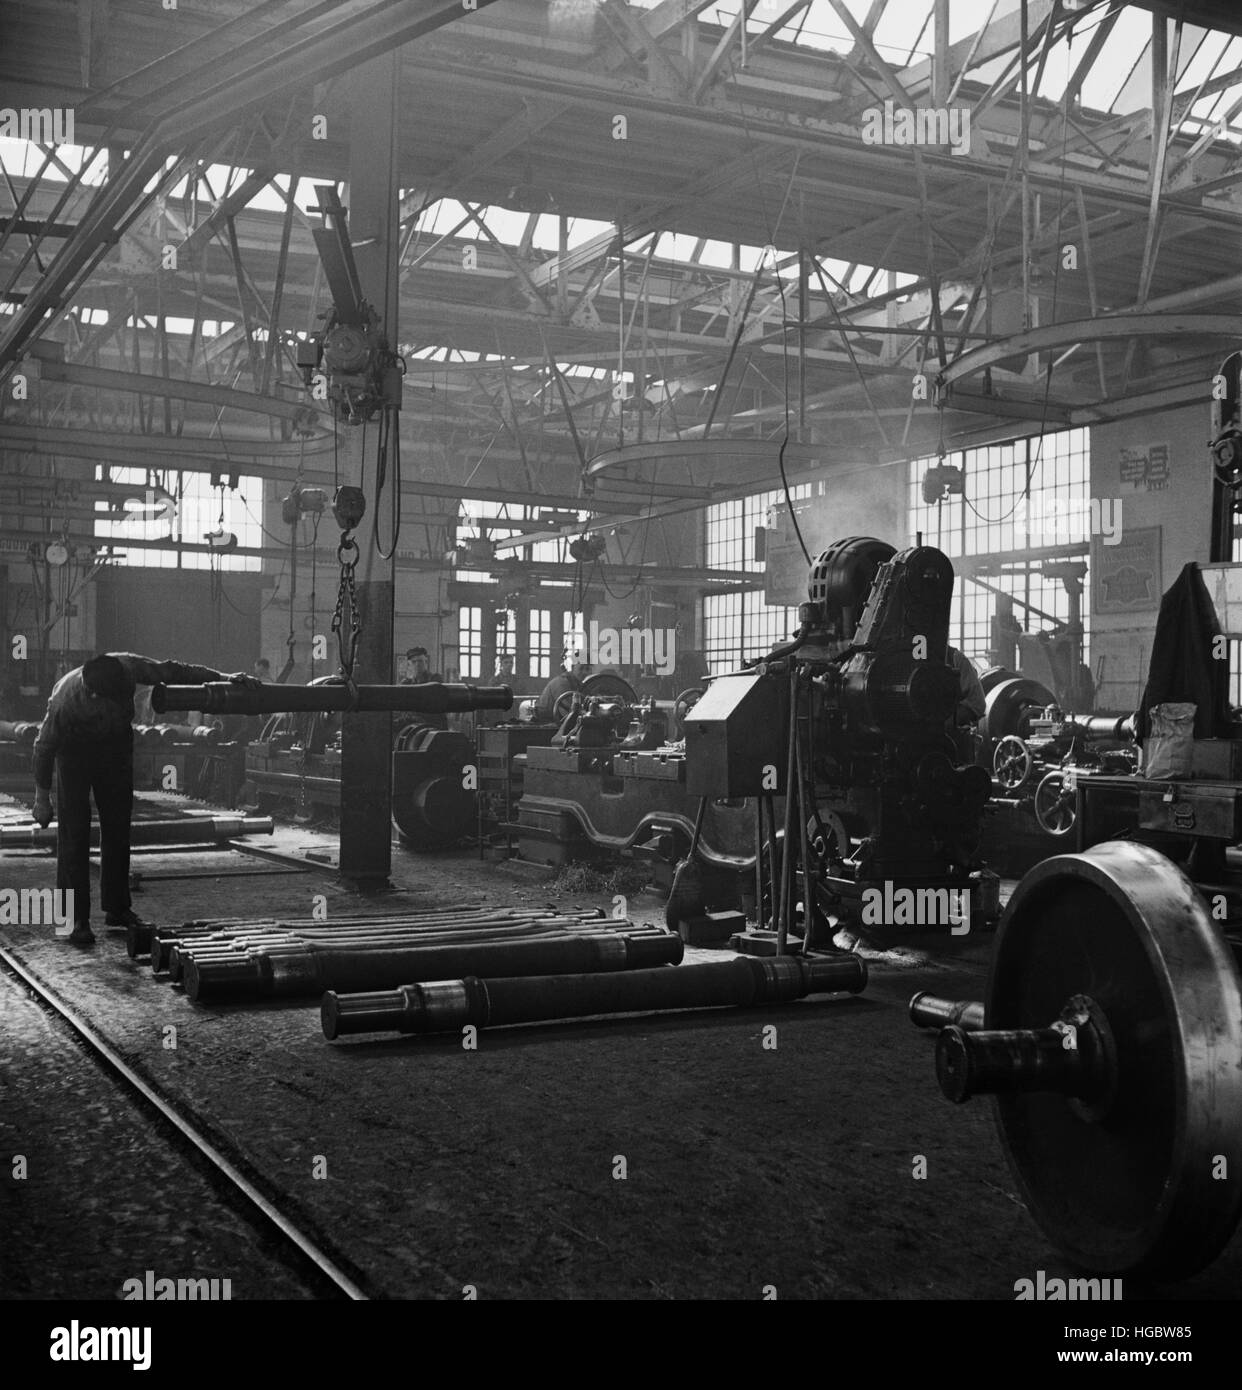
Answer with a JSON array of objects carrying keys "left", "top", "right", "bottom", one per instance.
[{"left": 1075, "top": 6, "right": 1150, "bottom": 114}]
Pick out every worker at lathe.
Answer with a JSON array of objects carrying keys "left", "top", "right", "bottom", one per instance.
[{"left": 32, "top": 653, "right": 261, "bottom": 946}]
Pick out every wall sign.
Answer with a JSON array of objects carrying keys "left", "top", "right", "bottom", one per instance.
[
  {"left": 1119, "top": 443, "right": 1170, "bottom": 492},
  {"left": 1093, "top": 525, "right": 1162, "bottom": 614}
]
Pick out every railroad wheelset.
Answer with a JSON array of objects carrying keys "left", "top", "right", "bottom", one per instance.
[{"left": 920, "top": 841, "right": 1242, "bottom": 1280}]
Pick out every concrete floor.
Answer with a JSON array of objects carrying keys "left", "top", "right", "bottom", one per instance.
[{"left": 1, "top": 792, "right": 1240, "bottom": 1301}]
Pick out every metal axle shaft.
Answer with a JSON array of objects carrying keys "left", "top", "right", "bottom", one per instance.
[
  {"left": 323, "top": 953, "right": 868, "bottom": 1038},
  {"left": 1, "top": 815, "right": 273, "bottom": 851},
  {"left": 153, "top": 681, "right": 513, "bottom": 716},
  {"left": 936, "top": 994, "right": 1115, "bottom": 1105}
]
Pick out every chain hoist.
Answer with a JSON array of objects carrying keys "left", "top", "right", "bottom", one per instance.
[{"left": 330, "top": 486, "right": 367, "bottom": 680}]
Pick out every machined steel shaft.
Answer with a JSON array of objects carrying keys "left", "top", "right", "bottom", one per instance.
[
  {"left": 131, "top": 903, "right": 555, "bottom": 957},
  {"left": 322, "top": 953, "right": 868, "bottom": 1038},
  {"left": 908, "top": 992, "right": 985, "bottom": 1031},
  {"left": 1, "top": 815, "right": 273, "bottom": 850},
  {"left": 164, "top": 922, "right": 585, "bottom": 981},
  {"left": 144, "top": 909, "right": 612, "bottom": 969},
  {"left": 153, "top": 681, "right": 513, "bottom": 716},
  {"left": 936, "top": 995, "right": 1114, "bottom": 1104},
  {"left": 186, "top": 928, "right": 684, "bottom": 1002}
]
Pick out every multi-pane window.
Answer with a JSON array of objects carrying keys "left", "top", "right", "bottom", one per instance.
[
  {"left": 906, "top": 429, "right": 1091, "bottom": 668},
  {"left": 702, "top": 485, "right": 809, "bottom": 670},
  {"left": 458, "top": 606, "right": 482, "bottom": 678},
  {"left": 704, "top": 484, "right": 811, "bottom": 572},
  {"left": 528, "top": 608, "right": 551, "bottom": 679},
  {"left": 703, "top": 590, "right": 800, "bottom": 675},
  {"left": 93, "top": 467, "right": 261, "bottom": 571}
]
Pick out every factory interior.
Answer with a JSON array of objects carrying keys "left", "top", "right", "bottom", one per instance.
[{"left": 3, "top": 0, "right": 1242, "bottom": 1327}]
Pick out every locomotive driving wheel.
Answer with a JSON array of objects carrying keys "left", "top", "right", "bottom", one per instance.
[{"left": 936, "top": 842, "right": 1242, "bottom": 1278}]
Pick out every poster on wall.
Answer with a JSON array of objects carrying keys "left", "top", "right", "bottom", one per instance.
[
  {"left": 1118, "top": 443, "right": 1170, "bottom": 492},
  {"left": 1093, "top": 525, "right": 1162, "bottom": 614}
]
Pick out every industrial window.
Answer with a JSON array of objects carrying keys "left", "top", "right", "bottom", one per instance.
[
  {"left": 906, "top": 429, "right": 1091, "bottom": 671},
  {"left": 528, "top": 608, "right": 551, "bottom": 679},
  {"left": 704, "top": 484, "right": 811, "bottom": 573},
  {"left": 92, "top": 467, "right": 261, "bottom": 571},
  {"left": 703, "top": 589, "right": 799, "bottom": 675},
  {"left": 702, "top": 485, "right": 808, "bottom": 672},
  {"left": 458, "top": 606, "right": 482, "bottom": 678}
]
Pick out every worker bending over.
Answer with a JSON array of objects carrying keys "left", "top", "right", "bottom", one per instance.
[{"left": 33, "top": 653, "right": 259, "bottom": 946}]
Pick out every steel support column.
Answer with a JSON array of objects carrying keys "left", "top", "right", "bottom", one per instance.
[{"left": 339, "top": 51, "right": 400, "bottom": 887}]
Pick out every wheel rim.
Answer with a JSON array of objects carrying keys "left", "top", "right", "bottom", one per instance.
[{"left": 988, "top": 842, "right": 1242, "bottom": 1277}]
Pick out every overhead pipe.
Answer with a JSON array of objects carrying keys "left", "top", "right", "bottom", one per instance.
[{"left": 323, "top": 953, "right": 868, "bottom": 1039}]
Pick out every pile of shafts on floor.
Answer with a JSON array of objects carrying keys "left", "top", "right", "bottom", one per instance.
[
  {"left": 139, "top": 905, "right": 685, "bottom": 1002},
  {"left": 135, "top": 905, "right": 868, "bottom": 1039}
]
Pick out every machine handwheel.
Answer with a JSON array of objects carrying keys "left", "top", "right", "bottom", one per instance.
[
  {"left": 1033, "top": 770, "right": 1076, "bottom": 836},
  {"left": 992, "top": 735, "right": 1033, "bottom": 790},
  {"left": 551, "top": 691, "right": 579, "bottom": 723},
  {"left": 978, "top": 842, "right": 1242, "bottom": 1277},
  {"left": 672, "top": 687, "right": 705, "bottom": 738}
]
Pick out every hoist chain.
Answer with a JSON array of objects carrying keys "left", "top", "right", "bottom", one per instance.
[{"left": 331, "top": 533, "right": 362, "bottom": 678}]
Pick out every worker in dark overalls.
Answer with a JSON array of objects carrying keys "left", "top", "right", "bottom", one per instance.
[
  {"left": 947, "top": 646, "right": 986, "bottom": 763},
  {"left": 32, "top": 653, "right": 258, "bottom": 946}
]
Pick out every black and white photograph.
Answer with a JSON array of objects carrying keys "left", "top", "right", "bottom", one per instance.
[{"left": 0, "top": 0, "right": 1239, "bottom": 1352}]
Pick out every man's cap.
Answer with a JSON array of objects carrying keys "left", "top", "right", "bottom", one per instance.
[
  {"left": 82, "top": 654, "right": 135, "bottom": 701},
  {"left": 406, "top": 647, "right": 429, "bottom": 659}
]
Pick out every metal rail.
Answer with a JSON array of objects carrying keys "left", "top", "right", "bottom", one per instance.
[{"left": 0, "top": 942, "right": 369, "bottom": 1300}]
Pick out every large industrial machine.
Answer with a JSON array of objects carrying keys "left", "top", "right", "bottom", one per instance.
[
  {"left": 669, "top": 537, "right": 995, "bottom": 946},
  {"left": 978, "top": 671, "right": 1139, "bottom": 857},
  {"left": 507, "top": 677, "right": 740, "bottom": 886}
]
